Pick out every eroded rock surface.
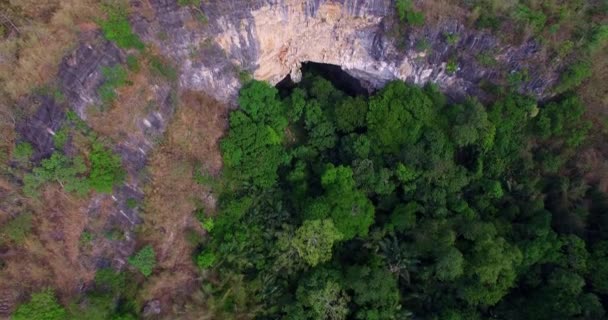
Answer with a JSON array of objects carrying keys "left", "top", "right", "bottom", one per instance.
[{"left": 133, "top": 0, "right": 559, "bottom": 102}]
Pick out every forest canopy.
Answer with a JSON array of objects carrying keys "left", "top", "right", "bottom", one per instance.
[{"left": 200, "top": 73, "right": 607, "bottom": 319}]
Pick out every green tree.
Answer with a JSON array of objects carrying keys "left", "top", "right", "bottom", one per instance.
[
  {"left": 23, "top": 152, "right": 89, "bottom": 197},
  {"left": 367, "top": 81, "right": 433, "bottom": 153},
  {"left": 291, "top": 219, "right": 343, "bottom": 267}
]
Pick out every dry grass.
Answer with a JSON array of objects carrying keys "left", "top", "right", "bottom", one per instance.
[
  {"left": 137, "top": 91, "right": 229, "bottom": 316},
  {"left": 87, "top": 62, "right": 158, "bottom": 143},
  {"left": 0, "top": 185, "right": 95, "bottom": 308},
  {"left": 0, "top": 0, "right": 103, "bottom": 100},
  {"left": 167, "top": 91, "right": 228, "bottom": 175}
]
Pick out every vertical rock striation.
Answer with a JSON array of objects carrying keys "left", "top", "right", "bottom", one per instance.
[{"left": 132, "top": 0, "right": 559, "bottom": 103}]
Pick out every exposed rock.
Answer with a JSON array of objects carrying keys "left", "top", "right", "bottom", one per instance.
[
  {"left": 142, "top": 299, "right": 162, "bottom": 317},
  {"left": 132, "top": 0, "right": 559, "bottom": 103},
  {"left": 58, "top": 35, "right": 124, "bottom": 118},
  {"left": 15, "top": 96, "right": 64, "bottom": 161}
]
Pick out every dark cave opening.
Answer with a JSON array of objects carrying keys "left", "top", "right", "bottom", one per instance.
[{"left": 276, "top": 62, "right": 372, "bottom": 97}]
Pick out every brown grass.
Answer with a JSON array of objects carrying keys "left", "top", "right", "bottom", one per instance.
[
  {"left": 0, "top": 185, "right": 95, "bottom": 309},
  {"left": 137, "top": 91, "right": 229, "bottom": 317},
  {"left": 87, "top": 63, "right": 158, "bottom": 143},
  {"left": 0, "top": 0, "right": 103, "bottom": 100}
]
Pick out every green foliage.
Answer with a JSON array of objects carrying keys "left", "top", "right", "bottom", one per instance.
[
  {"left": 513, "top": 5, "right": 547, "bottom": 33},
  {"left": 98, "top": 64, "right": 128, "bottom": 105},
  {"left": 12, "top": 289, "right": 67, "bottom": 320},
  {"left": 444, "top": 32, "right": 460, "bottom": 45},
  {"left": 197, "top": 249, "right": 217, "bottom": 269},
  {"left": 203, "top": 69, "right": 608, "bottom": 319},
  {"left": 13, "top": 142, "right": 33, "bottom": 163},
  {"left": 177, "top": 0, "right": 201, "bottom": 6},
  {"left": 220, "top": 81, "right": 289, "bottom": 188},
  {"left": 80, "top": 230, "right": 94, "bottom": 245},
  {"left": 0, "top": 212, "right": 32, "bottom": 243},
  {"left": 125, "top": 198, "right": 137, "bottom": 209},
  {"left": 555, "top": 61, "right": 592, "bottom": 93},
  {"left": 128, "top": 245, "right": 156, "bottom": 277},
  {"left": 149, "top": 55, "right": 178, "bottom": 81},
  {"left": 88, "top": 143, "right": 125, "bottom": 193},
  {"left": 23, "top": 152, "right": 89, "bottom": 197},
  {"left": 125, "top": 55, "right": 139, "bottom": 72},
  {"left": 100, "top": 5, "right": 144, "bottom": 50},
  {"left": 446, "top": 58, "right": 458, "bottom": 74},
  {"left": 395, "top": 0, "right": 425, "bottom": 26},
  {"left": 291, "top": 219, "right": 342, "bottom": 267},
  {"left": 367, "top": 81, "right": 433, "bottom": 153},
  {"left": 53, "top": 127, "right": 69, "bottom": 149}
]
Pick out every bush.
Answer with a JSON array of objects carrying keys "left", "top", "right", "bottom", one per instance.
[
  {"left": 13, "top": 142, "right": 33, "bottom": 163},
  {"left": 395, "top": 0, "right": 425, "bottom": 26},
  {"left": 99, "top": 5, "right": 144, "bottom": 50},
  {"left": 556, "top": 61, "right": 592, "bottom": 93},
  {"left": 53, "top": 127, "right": 70, "bottom": 149},
  {"left": 197, "top": 250, "right": 217, "bottom": 269},
  {"left": 128, "top": 245, "right": 156, "bottom": 277},
  {"left": 1, "top": 212, "right": 33, "bottom": 243},
  {"left": 12, "top": 289, "right": 67, "bottom": 320},
  {"left": 88, "top": 143, "right": 125, "bottom": 193}
]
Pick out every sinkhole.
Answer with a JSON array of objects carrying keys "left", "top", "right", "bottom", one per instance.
[{"left": 276, "top": 62, "right": 373, "bottom": 97}]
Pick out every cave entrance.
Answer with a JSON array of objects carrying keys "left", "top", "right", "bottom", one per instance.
[{"left": 276, "top": 62, "right": 372, "bottom": 97}]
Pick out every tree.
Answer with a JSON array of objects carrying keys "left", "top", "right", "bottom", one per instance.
[
  {"left": 290, "top": 269, "right": 350, "bottom": 320},
  {"left": 344, "top": 265, "right": 403, "bottom": 320},
  {"left": 291, "top": 219, "right": 343, "bottom": 267},
  {"left": 306, "top": 165, "right": 375, "bottom": 240},
  {"left": 12, "top": 289, "right": 67, "bottom": 320},
  {"left": 367, "top": 81, "right": 433, "bottom": 153},
  {"left": 23, "top": 152, "right": 89, "bottom": 197},
  {"left": 334, "top": 96, "right": 368, "bottom": 133}
]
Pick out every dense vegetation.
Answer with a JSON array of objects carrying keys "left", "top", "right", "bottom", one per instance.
[{"left": 197, "top": 74, "right": 608, "bottom": 319}]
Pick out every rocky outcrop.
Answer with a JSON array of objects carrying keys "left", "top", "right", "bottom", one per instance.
[{"left": 132, "top": 0, "right": 559, "bottom": 103}]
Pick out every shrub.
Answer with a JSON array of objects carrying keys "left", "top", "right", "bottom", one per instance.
[
  {"left": 95, "top": 268, "right": 126, "bottom": 293},
  {"left": 444, "top": 32, "right": 460, "bottom": 45},
  {"left": 556, "top": 61, "right": 592, "bottom": 93},
  {"left": 446, "top": 59, "right": 458, "bottom": 74},
  {"left": 126, "top": 198, "right": 138, "bottom": 209},
  {"left": 128, "top": 245, "right": 156, "bottom": 277},
  {"left": 149, "top": 55, "right": 178, "bottom": 81},
  {"left": 126, "top": 55, "right": 140, "bottom": 72},
  {"left": 12, "top": 289, "right": 67, "bottom": 320},
  {"left": 1, "top": 212, "right": 33, "bottom": 243},
  {"left": 395, "top": 0, "right": 425, "bottom": 26},
  {"left": 99, "top": 5, "right": 144, "bottom": 50},
  {"left": 88, "top": 143, "right": 125, "bottom": 193},
  {"left": 13, "top": 142, "right": 33, "bottom": 163},
  {"left": 53, "top": 127, "right": 70, "bottom": 149},
  {"left": 197, "top": 250, "right": 217, "bottom": 269}
]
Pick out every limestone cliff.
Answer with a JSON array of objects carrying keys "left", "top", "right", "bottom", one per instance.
[{"left": 132, "top": 0, "right": 558, "bottom": 103}]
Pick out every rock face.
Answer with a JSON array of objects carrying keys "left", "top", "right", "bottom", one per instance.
[{"left": 133, "top": 0, "right": 559, "bottom": 103}]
